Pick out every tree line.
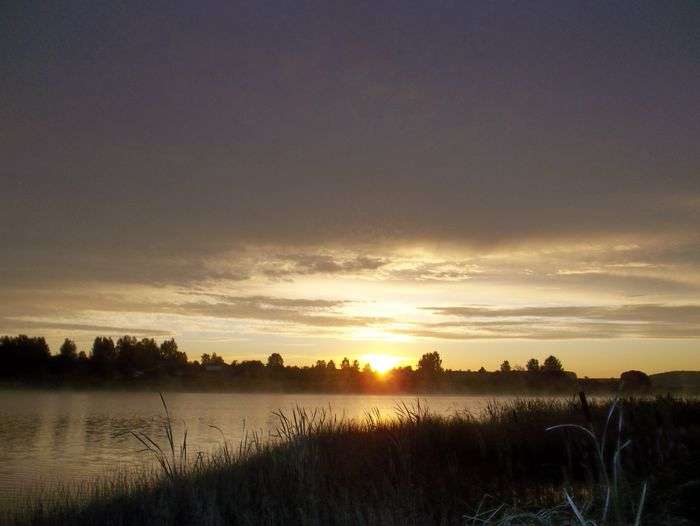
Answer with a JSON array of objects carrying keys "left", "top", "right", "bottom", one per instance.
[{"left": 0, "top": 334, "right": 646, "bottom": 393}]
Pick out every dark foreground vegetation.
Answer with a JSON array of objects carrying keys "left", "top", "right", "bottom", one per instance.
[
  {"left": 1, "top": 334, "right": 685, "bottom": 394},
  {"left": 6, "top": 396, "right": 700, "bottom": 525}
]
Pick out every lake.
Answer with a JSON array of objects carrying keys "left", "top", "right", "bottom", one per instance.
[{"left": 0, "top": 390, "right": 562, "bottom": 507}]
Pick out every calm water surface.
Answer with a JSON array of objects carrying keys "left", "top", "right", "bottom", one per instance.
[{"left": 0, "top": 390, "right": 553, "bottom": 506}]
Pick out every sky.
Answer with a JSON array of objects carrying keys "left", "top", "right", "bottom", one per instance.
[{"left": 2, "top": 1, "right": 699, "bottom": 376}]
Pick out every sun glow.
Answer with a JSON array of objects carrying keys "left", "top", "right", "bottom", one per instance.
[
  {"left": 349, "top": 327, "right": 412, "bottom": 342},
  {"left": 361, "top": 354, "right": 401, "bottom": 374}
]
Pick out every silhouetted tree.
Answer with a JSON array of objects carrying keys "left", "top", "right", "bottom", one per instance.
[
  {"left": 266, "top": 353, "right": 284, "bottom": 368},
  {"left": 233, "top": 360, "right": 265, "bottom": 378},
  {"left": 418, "top": 351, "right": 443, "bottom": 375},
  {"left": 201, "top": 352, "right": 225, "bottom": 367},
  {"left": 115, "top": 336, "right": 160, "bottom": 374},
  {"left": 115, "top": 336, "right": 139, "bottom": 372},
  {"left": 138, "top": 338, "right": 161, "bottom": 371},
  {"left": 59, "top": 339, "right": 78, "bottom": 361},
  {"left": 91, "top": 336, "right": 116, "bottom": 367},
  {"left": 542, "top": 355, "right": 563, "bottom": 373},
  {"left": 0, "top": 332, "right": 599, "bottom": 393},
  {"left": 0, "top": 335, "right": 51, "bottom": 377},
  {"left": 526, "top": 358, "right": 540, "bottom": 372},
  {"left": 52, "top": 338, "right": 78, "bottom": 373},
  {"left": 160, "top": 338, "right": 187, "bottom": 366},
  {"left": 211, "top": 353, "right": 225, "bottom": 365}
]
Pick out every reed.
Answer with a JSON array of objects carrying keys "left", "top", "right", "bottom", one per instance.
[
  {"left": 5, "top": 396, "right": 699, "bottom": 525},
  {"left": 464, "top": 396, "right": 652, "bottom": 525}
]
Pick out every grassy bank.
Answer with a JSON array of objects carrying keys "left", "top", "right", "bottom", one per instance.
[{"left": 6, "top": 397, "right": 700, "bottom": 525}]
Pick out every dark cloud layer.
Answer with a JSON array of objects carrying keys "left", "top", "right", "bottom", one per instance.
[
  {"left": 2, "top": 1, "right": 699, "bottom": 269},
  {"left": 261, "top": 254, "right": 388, "bottom": 278}
]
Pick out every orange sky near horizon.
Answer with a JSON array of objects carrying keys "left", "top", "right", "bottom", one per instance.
[{"left": 12, "top": 239, "right": 699, "bottom": 378}]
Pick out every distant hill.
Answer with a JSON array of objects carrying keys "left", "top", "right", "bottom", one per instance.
[{"left": 651, "top": 371, "right": 700, "bottom": 392}]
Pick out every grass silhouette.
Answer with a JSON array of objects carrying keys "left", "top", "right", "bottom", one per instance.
[{"left": 5, "top": 396, "right": 699, "bottom": 525}]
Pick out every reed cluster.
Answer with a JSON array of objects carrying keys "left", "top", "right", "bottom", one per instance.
[{"left": 5, "top": 396, "right": 699, "bottom": 525}]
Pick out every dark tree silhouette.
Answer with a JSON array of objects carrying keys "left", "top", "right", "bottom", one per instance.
[
  {"left": 52, "top": 338, "right": 79, "bottom": 373},
  {"left": 542, "top": 355, "right": 563, "bottom": 373},
  {"left": 201, "top": 352, "right": 225, "bottom": 367},
  {"left": 116, "top": 336, "right": 160, "bottom": 373},
  {"left": 115, "top": 336, "right": 139, "bottom": 372},
  {"left": 418, "top": 351, "right": 443, "bottom": 375},
  {"left": 526, "top": 358, "right": 540, "bottom": 372},
  {"left": 232, "top": 360, "right": 265, "bottom": 378},
  {"left": 0, "top": 335, "right": 51, "bottom": 377},
  {"left": 267, "top": 353, "right": 284, "bottom": 368},
  {"left": 91, "top": 336, "right": 116, "bottom": 367},
  {"left": 0, "top": 333, "right": 595, "bottom": 393},
  {"left": 59, "top": 339, "right": 78, "bottom": 361},
  {"left": 159, "top": 338, "right": 187, "bottom": 366}
]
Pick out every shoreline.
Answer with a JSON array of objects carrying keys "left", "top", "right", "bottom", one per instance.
[{"left": 1, "top": 382, "right": 695, "bottom": 396}]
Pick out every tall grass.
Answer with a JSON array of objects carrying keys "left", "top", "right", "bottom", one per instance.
[
  {"left": 129, "top": 393, "right": 192, "bottom": 482},
  {"left": 5, "top": 396, "right": 699, "bottom": 525},
  {"left": 464, "top": 398, "right": 651, "bottom": 525}
]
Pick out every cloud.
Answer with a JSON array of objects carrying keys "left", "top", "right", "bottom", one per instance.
[
  {"left": 405, "top": 303, "right": 700, "bottom": 340},
  {"left": 3, "top": 1, "right": 700, "bottom": 285},
  {"left": 0, "top": 250, "right": 392, "bottom": 289},
  {"left": 381, "top": 261, "right": 478, "bottom": 282},
  {"left": 1, "top": 250, "right": 250, "bottom": 288},
  {"left": 0, "top": 318, "right": 171, "bottom": 337},
  {"left": 424, "top": 304, "right": 700, "bottom": 323},
  {"left": 164, "top": 300, "right": 388, "bottom": 328},
  {"left": 0, "top": 286, "right": 387, "bottom": 338},
  {"left": 260, "top": 254, "right": 388, "bottom": 278},
  {"left": 72, "top": 294, "right": 390, "bottom": 330},
  {"left": 396, "top": 323, "right": 700, "bottom": 340},
  {"left": 185, "top": 293, "right": 348, "bottom": 309}
]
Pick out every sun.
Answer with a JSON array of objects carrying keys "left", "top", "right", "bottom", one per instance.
[{"left": 361, "top": 354, "right": 401, "bottom": 374}]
